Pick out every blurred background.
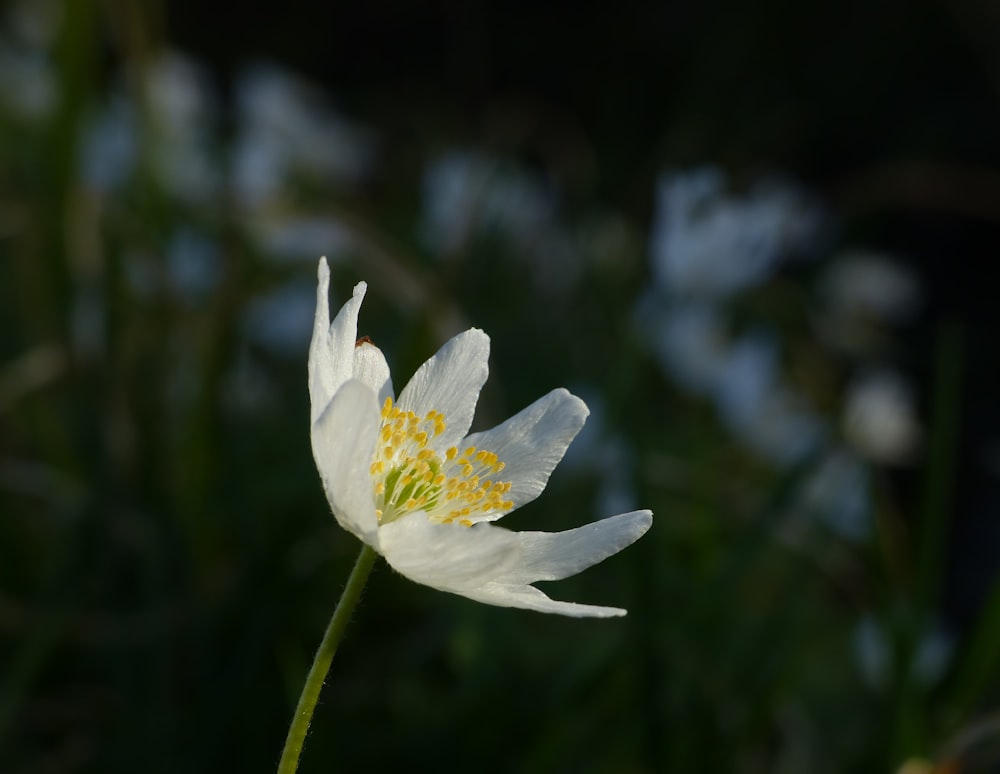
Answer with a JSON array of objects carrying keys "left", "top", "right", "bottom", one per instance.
[{"left": 3, "top": 0, "right": 1000, "bottom": 771}]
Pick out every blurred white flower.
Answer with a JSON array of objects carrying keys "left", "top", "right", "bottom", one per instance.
[
  {"left": 420, "top": 151, "right": 492, "bottom": 254},
  {"left": 647, "top": 304, "right": 823, "bottom": 466},
  {"left": 0, "top": 42, "right": 56, "bottom": 120},
  {"left": 713, "top": 331, "right": 824, "bottom": 466},
  {"left": 144, "top": 53, "right": 220, "bottom": 204},
  {"left": 823, "top": 250, "right": 919, "bottom": 323},
  {"left": 912, "top": 622, "right": 954, "bottom": 687},
  {"left": 843, "top": 370, "right": 921, "bottom": 464},
  {"left": 232, "top": 63, "right": 373, "bottom": 209},
  {"left": 854, "top": 615, "right": 890, "bottom": 690},
  {"left": 725, "top": 386, "right": 825, "bottom": 468},
  {"left": 713, "top": 330, "right": 779, "bottom": 429},
  {"left": 309, "top": 258, "right": 652, "bottom": 616},
  {"left": 420, "top": 149, "right": 584, "bottom": 292},
  {"left": 798, "top": 448, "right": 871, "bottom": 539},
  {"left": 0, "top": 0, "right": 59, "bottom": 121},
  {"left": 421, "top": 150, "right": 557, "bottom": 254},
  {"left": 854, "top": 615, "right": 953, "bottom": 691},
  {"left": 166, "top": 228, "right": 221, "bottom": 300},
  {"left": 817, "top": 251, "right": 920, "bottom": 352},
  {"left": 649, "top": 167, "right": 826, "bottom": 298},
  {"left": 651, "top": 302, "right": 729, "bottom": 395},
  {"left": 69, "top": 283, "right": 104, "bottom": 361},
  {"left": 79, "top": 95, "right": 137, "bottom": 192}
]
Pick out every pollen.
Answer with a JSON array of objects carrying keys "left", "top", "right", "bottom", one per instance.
[{"left": 370, "top": 397, "right": 514, "bottom": 527}]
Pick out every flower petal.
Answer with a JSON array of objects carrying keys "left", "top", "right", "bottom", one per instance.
[
  {"left": 353, "top": 341, "right": 394, "bottom": 405},
  {"left": 496, "top": 510, "right": 653, "bottom": 584},
  {"left": 395, "top": 328, "right": 490, "bottom": 451},
  {"left": 311, "top": 379, "right": 380, "bottom": 545},
  {"left": 457, "top": 583, "right": 628, "bottom": 618},
  {"left": 308, "top": 258, "right": 367, "bottom": 423},
  {"left": 378, "top": 516, "right": 520, "bottom": 591},
  {"left": 462, "top": 388, "right": 589, "bottom": 513},
  {"left": 377, "top": 515, "right": 641, "bottom": 617}
]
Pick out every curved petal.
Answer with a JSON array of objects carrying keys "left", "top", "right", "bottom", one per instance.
[
  {"left": 457, "top": 582, "right": 628, "bottom": 618},
  {"left": 353, "top": 341, "right": 394, "bottom": 405},
  {"left": 378, "top": 517, "right": 520, "bottom": 592},
  {"left": 378, "top": 515, "right": 639, "bottom": 617},
  {"left": 308, "top": 258, "right": 367, "bottom": 423},
  {"left": 395, "top": 328, "right": 490, "bottom": 451},
  {"left": 462, "top": 388, "right": 589, "bottom": 513},
  {"left": 311, "top": 379, "right": 380, "bottom": 545},
  {"left": 496, "top": 510, "right": 653, "bottom": 584}
]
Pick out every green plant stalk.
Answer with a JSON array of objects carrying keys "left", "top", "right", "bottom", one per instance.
[
  {"left": 914, "top": 321, "right": 962, "bottom": 618},
  {"left": 949, "top": 574, "right": 1000, "bottom": 723},
  {"left": 277, "top": 544, "right": 378, "bottom": 774},
  {"left": 889, "top": 320, "right": 963, "bottom": 766}
]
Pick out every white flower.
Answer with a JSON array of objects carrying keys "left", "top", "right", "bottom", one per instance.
[
  {"left": 231, "top": 63, "right": 374, "bottom": 209},
  {"left": 815, "top": 250, "right": 921, "bottom": 354},
  {"left": 652, "top": 301, "right": 729, "bottom": 396},
  {"left": 711, "top": 330, "right": 824, "bottom": 467},
  {"left": 797, "top": 448, "right": 871, "bottom": 540},
  {"left": 308, "top": 258, "right": 652, "bottom": 617},
  {"left": 843, "top": 370, "right": 921, "bottom": 464},
  {"left": 822, "top": 250, "right": 920, "bottom": 325},
  {"left": 649, "top": 167, "right": 825, "bottom": 298},
  {"left": 143, "top": 53, "right": 220, "bottom": 205}
]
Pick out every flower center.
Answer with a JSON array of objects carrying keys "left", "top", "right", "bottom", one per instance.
[{"left": 369, "top": 397, "right": 514, "bottom": 526}]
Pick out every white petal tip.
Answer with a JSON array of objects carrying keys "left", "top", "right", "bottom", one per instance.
[
  {"left": 567, "top": 604, "right": 629, "bottom": 618},
  {"left": 465, "top": 327, "right": 491, "bottom": 347},
  {"left": 456, "top": 582, "right": 634, "bottom": 618},
  {"left": 353, "top": 280, "right": 368, "bottom": 298},
  {"left": 632, "top": 509, "right": 654, "bottom": 533},
  {"left": 554, "top": 387, "right": 590, "bottom": 420},
  {"left": 539, "top": 602, "right": 630, "bottom": 619},
  {"left": 318, "top": 256, "right": 329, "bottom": 278},
  {"left": 612, "top": 509, "right": 653, "bottom": 548}
]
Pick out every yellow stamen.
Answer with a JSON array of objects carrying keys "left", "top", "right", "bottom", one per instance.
[{"left": 369, "top": 398, "right": 513, "bottom": 527}]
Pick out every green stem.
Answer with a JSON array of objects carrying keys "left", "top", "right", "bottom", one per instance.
[
  {"left": 889, "top": 320, "right": 963, "bottom": 766},
  {"left": 277, "top": 544, "right": 378, "bottom": 774}
]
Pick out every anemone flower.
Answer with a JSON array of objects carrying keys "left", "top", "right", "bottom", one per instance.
[{"left": 309, "top": 257, "right": 651, "bottom": 617}]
